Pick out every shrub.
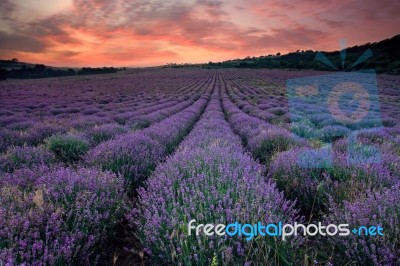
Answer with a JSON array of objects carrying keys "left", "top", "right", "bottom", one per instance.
[
  {"left": 85, "top": 123, "right": 127, "bottom": 146},
  {"left": 308, "top": 113, "right": 335, "bottom": 128},
  {"left": 320, "top": 125, "right": 350, "bottom": 142},
  {"left": 355, "top": 128, "right": 392, "bottom": 146},
  {"left": 334, "top": 135, "right": 400, "bottom": 177},
  {"left": 268, "top": 147, "right": 393, "bottom": 217},
  {"left": 322, "top": 182, "right": 400, "bottom": 265},
  {"left": 25, "top": 123, "right": 66, "bottom": 146},
  {"left": 0, "top": 146, "right": 55, "bottom": 173},
  {"left": 381, "top": 117, "right": 397, "bottom": 127},
  {"left": 126, "top": 119, "right": 151, "bottom": 130},
  {"left": 0, "top": 129, "right": 23, "bottom": 153},
  {"left": 85, "top": 132, "right": 165, "bottom": 185},
  {"left": 70, "top": 116, "right": 110, "bottom": 131},
  {"left": 346, "top": 118, "right": 382, "bottom": 130},
  {"left": 0, "top": 167, "right": 127, "bottom": 265},
  {"left": 46, "top": 134, "right": 89, "bottom": 163},
  {"left": 7, "top": 120, "right": 35, "bottom": 131},
  {"left": 291, "top": 122, "right": 320, "bottom": 139},
  {"left": 248, "top": 127, "right": 306, "bottom": 164},
  {"left": 268, "top": 106, "right": 287, "bottom": 116},
  {"left": 82, "top": 108, "right": 100, "bottom": 115}
]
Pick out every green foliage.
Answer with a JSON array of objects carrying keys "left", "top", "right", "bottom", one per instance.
[
  {"left": 0, "top": 68, "right": 6, "bottom": 80},
  {"left": 77, "top": 67, "right": 118, "bottom": 75},
  {"left": 46, "top": 135, "right": 89, "bottom": 163},
  {"left": 0, "top": 60, "right": 122, "bottom": 79},
  {"left": 203, "top": 34, "right": 400, "bottom": 74}
]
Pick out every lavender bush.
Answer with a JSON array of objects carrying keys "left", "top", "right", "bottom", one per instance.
[
  {"left": 0, "top": 166, "right": 127, "bottom": 265},
  {"left": 85, "top": 132, "right": 165, "bottom": 185},
  {"left": 268, "top": 146, "right": 394, "bottom": 217},
  {"left": 24, "top": 123, "right": 67, "bottom": 147},
  {"left": 322, "top": 182, "right": 400, "bottom": 265},
  {"left": 320, "top": 125, "right": 351, "bottom": 142},
  {"left": 221, "top": 92, "right": 308, "bottom": 164},
  {"left": 0, "top": 129, "right": 24, "bottom": 153},
  {"left": 290, "top": 122, "right": 320, "bottom": 139},
  {"left": 46, "top": 134, "right": 90, "bottom": 163},
  {"left": 84, "top": 123, "right": 128, "bottom": 146},
  {"left": 0, "top": 146, "right": 55, "bottom": 173},
  {"left": 247, "top": 126, "right": 304, "bottom": 164}
]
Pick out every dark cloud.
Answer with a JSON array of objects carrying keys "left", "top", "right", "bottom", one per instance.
[
  {"left": 0, "top": 0, "right": 15, "bottom": 14},
  {"left": 60, "top": 50, "right": 81, "bottom": 56},
  {"left": 196, "top": 0, "right": 224, "bottom": 8},
  {"left": 0, "top": 31, "right": 45, "bottom": 52},
  {"left": 1, "top": 0, "right": 399, "bottom": 66},
  {"left": 0, "top": 0, "right": 16, "bottom": 25}
]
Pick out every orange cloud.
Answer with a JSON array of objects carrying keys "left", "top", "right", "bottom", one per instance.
[{"left": 0, "top": 0, "right": 399, "bottom": 67}]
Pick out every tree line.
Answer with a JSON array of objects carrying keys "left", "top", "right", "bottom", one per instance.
[
  {"left": 202, "top": 35, "right": 400, "bottom": 74},
  {"left": 0, "top": 61, "right": 124, "bottom": 80}
]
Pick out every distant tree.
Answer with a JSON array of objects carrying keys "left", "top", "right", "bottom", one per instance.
[
  {"left": 0, "top": 68, "right": 7, "bottom": 80},
  {"left": 67, "top": 69, "right": 76, "bottom": 75},
  {"left": 276, "top": 52, "right": 281, "bottom": 56},
  {"left": 11, "top": 58, "right": 19, "bottom": 63},
  {"left": 34, "top": 64, "right": 46, "bottom": 70}
]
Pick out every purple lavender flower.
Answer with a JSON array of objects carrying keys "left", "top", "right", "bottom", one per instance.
[
  {"left": 133, "top": 89, "right": 302, "bottom": 265},
  {"left": 0, "top": 146, "right": 56, "bottom": 173},
  {"left": 322, "top": 182, "right": 400, "bottom": 265},
  {"left": 0, "top": 166, "right": 127, "bottom": 265}
]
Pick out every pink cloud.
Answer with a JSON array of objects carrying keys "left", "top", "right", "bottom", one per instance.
[{"left": 0, "top": 0, "right": 398, "bottom": 66}]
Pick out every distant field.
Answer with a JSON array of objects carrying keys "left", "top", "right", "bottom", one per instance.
[{"left": 1, "top": 69, "right": 399, "bottom": 265}]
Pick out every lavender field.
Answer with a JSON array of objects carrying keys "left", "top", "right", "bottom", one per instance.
[{"left": 1, "top": 69, "right": 399, "bottom": 265}]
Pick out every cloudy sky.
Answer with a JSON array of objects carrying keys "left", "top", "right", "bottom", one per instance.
[{"left": 0, "top": 0, "right": 399, "bottom": 67}]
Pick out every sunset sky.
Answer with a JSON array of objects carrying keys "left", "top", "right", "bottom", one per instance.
[{"left": 1, "top": 0, "right": 399, "bottom": 67}]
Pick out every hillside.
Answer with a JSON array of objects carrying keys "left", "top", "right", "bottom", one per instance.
[
  {"left": 204, "top": 34, "right": 400, "bottom": 74},
  {"left": 0, "top": 59, "right": 122, "bottom": 80}
]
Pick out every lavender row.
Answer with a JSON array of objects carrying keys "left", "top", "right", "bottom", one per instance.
[
  {"left": 321, "top": 181, "right": 400, "bottom": 265},
  {"left": 223, "top": 72, "right": 281, "bottom": 124},
  {"left": 0, "top": 95, "right": 204, "bottom": 172},
  {"left": 132, "top": 75, "right": 301, "bottom": 265},
  {"left": 221, "top": 71, "right": 399, "bottom": 210},
  {"left": 0, "top": 69, "right": 211, "bottom": 153},
  {"left": 0, "top": 92, "right": 202, "bottom": 167},
  {"left": 220, "top": 77, "right": 307, "bottom": 165},
  {"left": 124, "top": 72, "right": 215, "bottom": 129},
  {"left": 221, "top": 70, "right": 400, "bottom": 264},
  {"left": 226, "top": 69, "right": 400, "bottom": 137},
  {"left": 85, "top": 73, "right": 216, "bottom": 187},
  {"left": 0, "top": 71, "right": 205, "bottom": 129},
  {"left": 0, "top": 70, "right": 212, "bottom": 265},
  {"left": 0, "top": 68, "right": 209, "bottom": 121},
  {"left": 0, "top": 166, "right": 127, "bottom": 265},
  {"left": 0, "top": 73, "right": 213, "bottom": 174},
  {"left": 224, "top": 70, "right": 307, "bottom": 134},
  {"left": 110, "top": 71, "right": 212, "bottom": 128}
]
